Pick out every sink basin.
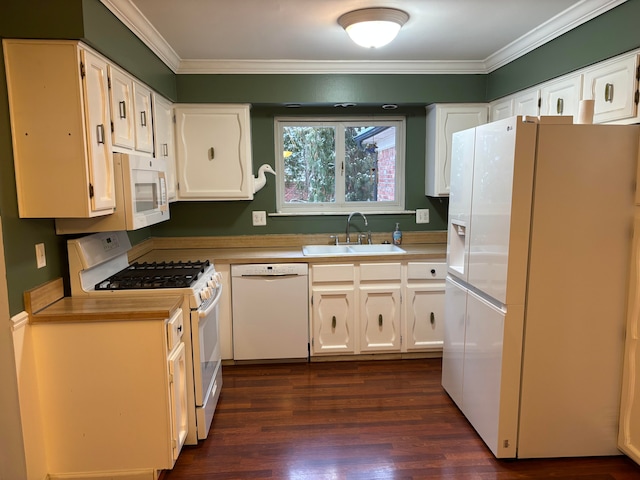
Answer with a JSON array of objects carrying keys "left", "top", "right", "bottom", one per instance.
[
  {"left": 347, "top": 244, "right": 405, "bottom": 254},
  {"left": 302, "top": 244, "right": 405, "bottom": 256},
  {"left": 302, "top": 245, "right": 352, "bottom": 256}
]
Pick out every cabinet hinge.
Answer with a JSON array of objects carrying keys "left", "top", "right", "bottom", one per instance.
[
  {"left": 635, "top": 89, "right": 639, "bottom": 105},
  {"left": 80, "top": 61, "right": 85, "bottom": 79},
  {"left": 172, "top": 114, "right": 176, "bottom": 124},
  {"left": 311, "top": 337, "right": 314, "bottom": 347},
  {"left": 89, "top": 183, "right": 94, "bottom": 198},
  {"left": 107, "top": 75, "right": 111, "bottom": 89},
  {"left": 636, "top": 65, "right": 640, "bottom": 81},
  {"left": 110, "top": 121, "right": 114, "bottom": 133},
  {"left": 537, "top": 97, "right": 541, "bottom": 108},
  {"left": 310, "top": 295, "right": 313, "bottom": 305}
]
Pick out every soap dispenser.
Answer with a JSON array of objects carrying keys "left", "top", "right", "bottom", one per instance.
[{"left": 393, "top": 223, "right": 402, "bottom": 245}]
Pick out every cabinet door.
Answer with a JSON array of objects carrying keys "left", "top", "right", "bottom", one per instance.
[
  {"left": 133, "top": 81, "right": 154, "bottom": 153},
  {"left": 583, "top": 53, "right": 639, "bottom": 124},
  {"left": 81, "top": 49, "right": 116, "bottom": 213},
  {"left": 540, "top": 74, "right": 582, "bottom": 118},
  {"left": 513, "top": 88, "right": 540, "bottom": 116},
  {"left": 358, "top": 285, "right": 401, "bottom": 352},
  {"left": 167, "top": 341, "right": 188, "bottom": 462},
  {"left": 425, "top": 104, "right": 488, "bottom": 197},
  {"left": 404, "top": 285, "right": 444, "bottom": 351},
  {"left": 311, "top": 286, "right": 355, "bottom": 355},
  {"left": 175, "top": 104, "right": 253, "bottom": 200},
  {"left": 489, "top": 98, "right": 513, "bottom": 122},
  {"left": 153, "top": 94, "right": 177, "bottom": 202},
  {"left": 108, "top": 65, "right": 135, "bottom": 149}
]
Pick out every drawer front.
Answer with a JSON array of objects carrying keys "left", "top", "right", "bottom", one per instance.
[
  {"left": 407, "top": 262, "right": 446, "bottom": 280},
  {"left": 167, "top": 307, "right": 184, "bottom": 352},
  {"left": 360, "top": 262, "right": 402, "bottom": 281},
  {"left": 312, "top": 264, "right": 355, "bottom": 283}
]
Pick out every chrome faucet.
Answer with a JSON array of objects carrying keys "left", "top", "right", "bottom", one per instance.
[{"left": 346, "top": 212, "right": 368, "bottom": 244}]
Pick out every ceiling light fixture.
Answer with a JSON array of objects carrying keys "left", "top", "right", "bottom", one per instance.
[{"left": 338, "top": 8, "right": 409, "bottom": 49}]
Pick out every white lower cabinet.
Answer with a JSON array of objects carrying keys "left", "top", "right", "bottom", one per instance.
[
  {"left": 310, "top": 260, "right": 445, "bottom": 357},
  {"left": 32, "top": 305, "right": 187, "bottom": 476},
  {"left": 403, "top": 262, "right": 446, "bottom": 352}
]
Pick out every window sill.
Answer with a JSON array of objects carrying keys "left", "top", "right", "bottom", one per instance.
[{"left": 269, "top": 210, "right": 417, "bottom": 217}]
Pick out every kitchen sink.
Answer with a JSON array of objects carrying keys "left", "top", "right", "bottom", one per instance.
[{"left": 302, "top": 244, "right": 406, "bottom": 256}]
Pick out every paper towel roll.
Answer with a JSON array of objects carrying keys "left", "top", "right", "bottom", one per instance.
[{"left": 576, "top": 99, "right": 595, "bottom": 124}]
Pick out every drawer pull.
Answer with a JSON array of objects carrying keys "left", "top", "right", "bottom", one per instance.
[
  {"left": 378, "top": 314, "right": 383, "bottom": 327},
  {"left": 209, "top": 147, "right": 215, "bottom": 160},
  {"left": 331, "top": 315, "right": 336, "bottom": 329},
  {"left": 430, "top": 312, "right": 435, "bottom": 326},
  {"left": 604, "top": 83, "right": 614, "bottom": 102}
]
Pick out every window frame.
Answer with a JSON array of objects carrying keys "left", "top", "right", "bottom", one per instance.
[{"left": 274, "top": 116, "right": 406, "bottom": 214}]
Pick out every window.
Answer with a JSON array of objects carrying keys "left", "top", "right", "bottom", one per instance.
[{"left": 275, "top": 117, "right": 405, "bottom": 214}]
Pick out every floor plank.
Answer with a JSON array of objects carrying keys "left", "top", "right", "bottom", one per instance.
[{"left": 162, "top": 359, "right": 640, "bottom": 479}]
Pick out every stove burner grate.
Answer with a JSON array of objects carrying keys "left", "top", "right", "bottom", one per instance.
[{"left": 95, "top": 259, "right": 211, "bottom": 290}]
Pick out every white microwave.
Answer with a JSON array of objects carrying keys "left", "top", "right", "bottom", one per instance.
[{"left": 56, "top": 153, "right": 170, "bottom": 234}]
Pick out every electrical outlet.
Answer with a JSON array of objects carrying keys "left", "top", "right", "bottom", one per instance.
[
  {"left": 252, "top": 211, "right": 267, "bottom": 226},
  {"left": 416, "top": 209, "right": 430, "bottom": 224},
  {"left": 35, "top": 243, "right": 46, "bottom": 268}
]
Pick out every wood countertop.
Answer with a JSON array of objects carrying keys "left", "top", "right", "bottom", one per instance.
[
  {"left": 134, "top": 244, "right": 447, "bottom": 265},
  {"left": 29, "top": 294, "right": 183, "bottom": 324}
]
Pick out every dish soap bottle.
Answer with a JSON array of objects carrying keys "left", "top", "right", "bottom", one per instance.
[{"left": 393, "top": 223, "right": 402, "bottom": 245}]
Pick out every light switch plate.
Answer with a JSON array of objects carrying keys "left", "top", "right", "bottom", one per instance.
[
  {"left": 416, "top": 209, "right": 430, "bottom": 224},
  {"left": 252, "top": 211, "right": 267, "bottom": 226},
  {"left": 35, "top": 243, "right": 46, "bottom": 268}
]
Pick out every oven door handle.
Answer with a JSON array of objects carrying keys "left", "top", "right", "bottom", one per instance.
[{"left": 199, "top": 285, "right": 223, "bottom": 318}]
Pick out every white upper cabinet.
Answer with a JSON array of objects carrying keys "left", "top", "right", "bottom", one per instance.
[
  {"left": 540, "top": 74, "right": 583, "bottom": 118},
  {"left": 109, "top": 65, "right": 154, "bottom": 154},
  {"left": 174, "top": 104, "right": 254, "bottom": 200},
  {"left": 582, "top": 53, "right": 640, "bottom": 124},
  {"left": 425, "top": 104, "right": 488, "bottom": 197},
  {"left": 489, "top": 97, "right": 514, "bottom": 122},
  {"left": 513, "top": 88, "right": 540, "bottom": 117},
  {"left": 108, "top": 65, "right": 135, "bottom": 149},
  {"left": 3, "top": 39, "right": 116, "bottom": 218},
  {"left": 153, "top": 94, "right": 177, "bottom": 202},
  {"left": 133, "top": 81, "right": 154, "bottom": 153}
]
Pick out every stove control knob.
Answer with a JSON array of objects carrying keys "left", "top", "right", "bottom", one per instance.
[
  {"left": 215, "top": 272, "right": 223, "bottom": 283},
  {"left": 200, "top": 288, "right": 210, "bottom": 300}
]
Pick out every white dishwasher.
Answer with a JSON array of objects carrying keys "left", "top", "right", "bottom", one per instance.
[{"left": 231, "top": 263, "right": 309, "bottom": 361}]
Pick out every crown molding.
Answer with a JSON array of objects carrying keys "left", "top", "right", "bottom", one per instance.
[
  {"left": 485, "top": 0, "right": 627, "bottom": 72},
  {"left": 100, "top": 0, "right": 627, "bottom": 75},
  {"left": 176, "top": 59, "right": 489, "bottom": 75},
  {"left": 101, "top": 0, "right": 181, "bottom": 72}
]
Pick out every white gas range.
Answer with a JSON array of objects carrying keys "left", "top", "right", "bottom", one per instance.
[{"left": 67, "top": 231, "right": 222, "bottom": 445}]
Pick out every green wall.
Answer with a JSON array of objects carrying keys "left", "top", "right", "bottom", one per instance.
[
  {"left": 0, "top": 0, "right": 639, "bottom": 315},
  {"left": 487, "top": 0, "right": 640, "bottom": 100}
]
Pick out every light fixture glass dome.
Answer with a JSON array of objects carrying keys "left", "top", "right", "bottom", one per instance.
[{"left": 338, "top": 8, "right": 409, "bottom": 49}]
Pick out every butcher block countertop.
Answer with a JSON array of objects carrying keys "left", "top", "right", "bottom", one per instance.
[
  {"left": 129, "top": 232, "right": 447, "bottom": 265},
  {"left": 25, "top": 278, "right": 183, "bottom": 324}
]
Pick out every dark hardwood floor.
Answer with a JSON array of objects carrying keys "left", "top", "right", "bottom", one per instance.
[{"left": 162, "top": 359, "right": 640, "bottom": 479}]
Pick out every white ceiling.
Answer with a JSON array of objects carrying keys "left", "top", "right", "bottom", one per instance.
[{"left": 101, "top": 0, "right": 626, "bottom": 74}]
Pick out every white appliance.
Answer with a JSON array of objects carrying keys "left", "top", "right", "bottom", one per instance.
[
  {"left": 231, "top": 263, "right": 309, "bottom": 361},
  {"left": 442, "top": 115, "right": 640, "bottom": 459},
  {"left": 67, "top": 231, "right": 222, "bottom": 445},
  {"left": 56, "top": 153, "right": 169, "bottom": 233}
]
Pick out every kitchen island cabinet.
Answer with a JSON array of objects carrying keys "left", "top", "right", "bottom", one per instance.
[
  {"left": 30, "top": 295, "right": 186, "bottom": 478},
  {"left": 3, "top": 39, "right": 116, "bottom": 218}
]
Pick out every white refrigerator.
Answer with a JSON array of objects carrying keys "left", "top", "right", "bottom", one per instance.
[{"left": 441, "top": 115, "right": 640, "bottom": 459}]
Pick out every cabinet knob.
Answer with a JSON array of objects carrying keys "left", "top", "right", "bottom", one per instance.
[
  {"left": 208, "top": 147, "right": 215, "bottom": 160},
  {"left": 430, "top": 269, "right": 436, "bottom": 275}
]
